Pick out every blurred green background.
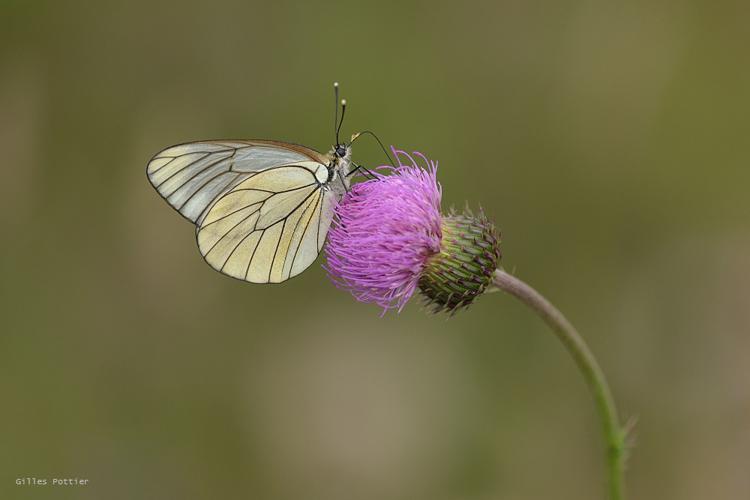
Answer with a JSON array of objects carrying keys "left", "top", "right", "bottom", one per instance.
[{"left": 1, "top": 0, "right": 748, "bottom": 499}]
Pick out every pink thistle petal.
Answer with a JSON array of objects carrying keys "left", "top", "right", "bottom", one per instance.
[{"left": 324, "top": 147, "right": 443, "bottom": 313}]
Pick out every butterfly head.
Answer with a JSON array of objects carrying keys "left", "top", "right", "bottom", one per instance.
[
  {"left": 331, "top": 143, "right": 352, "bottom": 159},
  {"left": 329, "top": 142, "right": 352, "bottom": 168}
]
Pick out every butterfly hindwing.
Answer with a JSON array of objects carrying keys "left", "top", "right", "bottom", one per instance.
[{"left": 196, "top": 162, "right": 334, "bottom": 283}]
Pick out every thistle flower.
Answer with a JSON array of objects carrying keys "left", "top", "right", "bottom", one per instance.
[
  {"left": 325, "top": 147, "right": 501, "bottom": 313},
  {"left": 325, "top": 146, "right": 627, "bottom": 500}
]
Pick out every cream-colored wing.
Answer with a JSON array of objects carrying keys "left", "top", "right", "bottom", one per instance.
[
  {"left": 196, "top": 162, "right": 338, "bottom": 283},
  {"left": 146, "top": 140, "right": 329, "bottom": 224}
]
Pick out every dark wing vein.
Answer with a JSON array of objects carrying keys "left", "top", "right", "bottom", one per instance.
[
  {"left": 220, "top": 228, "right": 257, "bottom": 272},
  {"left": 231, "top": 182, "right": 317, "bottom": 196},
  {"left": 268, "top": 219, "right": 286, "bottom": 282},
  {"left": 155, "top": 147, "right": 233, "bottom": 161},
  {"left": 155, "top": 152, "right": 212, "bottom": 188},
  {"left": 243, "top": 227, "right": 265, "bottom": 280},
  {"left": 230, "top": 163, "right": 322, "bottom": 179},
  {"left": 169, "top": 151, "right": 237, "bottom": 201},
  {"left": 177, "top": 169, "right": 240, "bottom": 211},
  {"left": 289, "top": 190, "right": 322, "bottom": 274},
  {"left": 279, "top": 191, "right": 318, "bottom": 280},
  {"left": 150, "top": 155, "right": 178, "bottom": 173},
  {"left": 200, "top": 201, "right": 264, "bottom": 230},
  {"left": 240, "top": 216, "right": 285, "bottom": 281},
  {"left": 204, "top": 206, "right": 263, "bottom": 258},
  {"left": 316, "top": 191, "right": 327, "bottom": 251}
]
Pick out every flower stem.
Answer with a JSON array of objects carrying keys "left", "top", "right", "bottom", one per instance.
[{"left": 491, "top": 269, "right": 625, "bottom": 500}]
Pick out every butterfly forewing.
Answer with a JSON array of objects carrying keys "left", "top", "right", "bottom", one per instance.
[{"left": 146, "top": 140, "right": 328, "bottom": 224}]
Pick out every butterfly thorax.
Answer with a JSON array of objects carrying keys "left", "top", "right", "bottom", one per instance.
[{"left": 325, "top": 144, "right": 353, "bottom": 193}]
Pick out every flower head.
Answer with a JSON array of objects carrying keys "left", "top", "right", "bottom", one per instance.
[
  {"left": 325, "top": 147, "right": 501, "bottom": 314},
  {"left": 325, "top": 148, "right": 443, "bottom": 311}
]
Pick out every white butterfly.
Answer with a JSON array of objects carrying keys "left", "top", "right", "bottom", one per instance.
[{"left": 147, "top": 83, "right": 365, "bottom": 283}]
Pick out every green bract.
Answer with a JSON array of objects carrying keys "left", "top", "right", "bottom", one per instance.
[{"left": 419, "top": 209, "right": 501, "bottom": 314}]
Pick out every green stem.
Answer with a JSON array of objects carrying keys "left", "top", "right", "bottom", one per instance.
[{"left": 491, "top": 269, "right": 625, "bottom": 500}]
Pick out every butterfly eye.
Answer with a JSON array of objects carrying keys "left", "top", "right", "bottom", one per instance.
[{"left": 335, "top": 145, "right": 347, "bottom": 157}]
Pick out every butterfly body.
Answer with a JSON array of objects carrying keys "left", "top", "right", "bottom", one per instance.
[
  {"left": 147, "top": 139, "right": 355, "bottom": 284},
  {"left": 324, "top": 144, "right": 354, "bottom": 195}
]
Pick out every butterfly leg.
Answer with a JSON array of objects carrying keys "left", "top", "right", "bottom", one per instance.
[
  {"left": 338, "top": 174, "right": 350, "bottom": 193},
  {"left": 347, "top": 162, "right": 377, "bottom": 180}
]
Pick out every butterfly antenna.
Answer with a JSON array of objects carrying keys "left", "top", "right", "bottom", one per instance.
[
  {"left": 353, "top": 130, "right": 395, "bottom": 167},
  {"left": 336, "top": 98, "right": 347, "bottom": 146},
  {"left": 333, "top": 82, "right": 339, "bottom": 145}
]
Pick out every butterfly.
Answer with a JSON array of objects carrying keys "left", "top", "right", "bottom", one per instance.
[{"left": 147, "top": 83, "right": 372, "bottom": 284}]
